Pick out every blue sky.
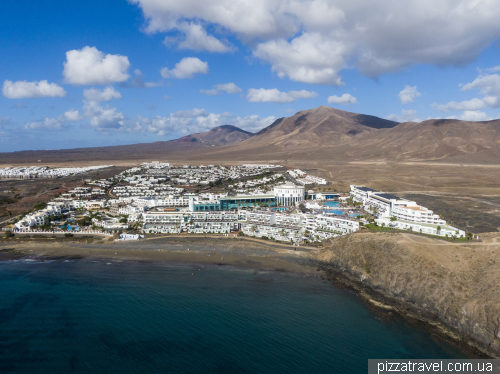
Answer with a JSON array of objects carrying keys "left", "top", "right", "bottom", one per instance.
[{"left": 1, "top": 0, "right": 500, "bottom": 152}]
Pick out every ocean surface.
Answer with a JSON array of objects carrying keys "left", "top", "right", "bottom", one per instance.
[{"left": 0, "top": 258, "right": 467, "bottom": 373}]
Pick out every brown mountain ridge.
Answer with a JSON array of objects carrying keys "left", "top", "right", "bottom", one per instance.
[{"left": 1, "top": 106, "right": 500, "bottom": 165}]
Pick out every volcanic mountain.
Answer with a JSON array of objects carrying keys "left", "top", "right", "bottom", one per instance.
[
  {"left": 2, "top": 106, "right": 500, "bottom": 165},
  {"left": 176, "top": 125, "right": 253, "bottom": 145},
  {"left": 200, "top": 107, "right": 500, "bottom": 164}
]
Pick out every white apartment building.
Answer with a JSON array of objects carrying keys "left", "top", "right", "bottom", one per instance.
[
  {"left": 274, "top": 182, "right": 305, "bottom": 206},
  {"left": 142, "top": 211, "right": 244, "bottom": 234},
  {"left": 350, "top": 185, "right": 465, "bottom": 238},
  {"left": 241, "top": 211, "right": 359, "bottom": 243}
]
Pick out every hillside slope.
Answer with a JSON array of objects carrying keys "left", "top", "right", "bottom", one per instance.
[{"left": 318, "top": 232, "right": 500, "bottom": 357}]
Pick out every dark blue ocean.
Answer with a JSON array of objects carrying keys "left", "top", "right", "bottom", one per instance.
[{"left": 0, "top": 258, "right": 466, "bottom": 373}]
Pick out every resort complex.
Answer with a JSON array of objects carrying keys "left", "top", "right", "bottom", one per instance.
[
  {"left": 350, "top": 185, "right": 465, "bottom": 237},
  {"left": 9, "top": 163, "right": 466, "bottom": 242}
]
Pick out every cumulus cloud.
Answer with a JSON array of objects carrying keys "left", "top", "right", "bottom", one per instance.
[
  {"left": 462, "top": 74, "right": 500, "bottom": 96},
  {"left": 160, "top": 57, "right": 208, "bottom": 79},
  {"left": 327, "top": 93, "right": 357, "bottom": 105},
  {"left": 83, "top": 101, "right": 125, "bottom": 130},
  {"left": 385, "top": 109, "right": 421, "bottom": 123},
  {"left": 83, "top": 87, "right": 122, "bottom": 102},
  {"left": 164, "top": 22, "right": 235, "bottom": 53},
  {"left": 131, "top": 0, "right": 500, "bottom": 85},
  {"left": 431, "top": 98, "right": 497, "bottom": 112},
  {"left": 64, "top": 109, "right": 84, "bottom": 121},
  {"left": 433, "top": 72, "right": 500, "bottom": 112},
  {"left": 216, "top": 83, "right": 242, "bottom": 94},
  {"left": 131, "top": 109, "right": 275, "bottom": 136},
  {"left": 24, "top": 116, "right": 66, "bottom": 131},
  {"left": 398, "top": 85, "right": 420, "bottom": 104},
  {"left": 247, "top": 88, "right": 317, "bottom": 103},
  {"left": 200, "top": 82, "right": 242, "bottom": 96},
  {"left": 446, "top": 110, "right": 492, "bottom": 121},
  {"left": 2, "top": 80, "right": 66, "bottom": 99},
  {"left": 63, "top": 46, "right": 130, "bottom": 85}
]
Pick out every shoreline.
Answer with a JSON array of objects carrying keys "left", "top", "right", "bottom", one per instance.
[{"left": 0, "top": 235, "right": 490, "bottom": 358}]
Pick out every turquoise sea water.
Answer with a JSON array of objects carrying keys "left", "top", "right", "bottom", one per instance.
[{"left": 0, "top": 259, "right": 466, "bottom": 373}]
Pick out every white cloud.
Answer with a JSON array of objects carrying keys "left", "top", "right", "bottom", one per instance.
[
  {"left": 431, "top": 98, "right": 490, "bottom": 112},
  {"left": 83, "top": 87, "right": 122, "bottom": 102},
  {"left": 200, "top": 82, "right": 242, "bottom": 95},
  {"left": 2, "top": 80, "right": 66, "bottom": 99},
  {"left": 253, "top": 33, "right": 346, "bottom": 85},
  {"left": 327, "top": 93, "right": 357, "bottom": 105},
  {"left": 162, "top": 95, "right": 172, "bottom": 101},
  {"left": 485, "top": 65, "right": 500, "bottom": 73},
  {"left": 132, "top": 0, "right": 500, "bottom": 85},
  {"left": 449, "top": 110, "right": 492, "bottom": 121},
  {"left": 164, "top": 22, "right": 234, "bottom": 53},
  {"left": 83, "top": 101, "right": 125, "bottom": 130},
  {"left": 63, "top": 46, "right": 130, "bottom": 85},
  {"left": 131, "top": 109, "right": 275, "bottom": 136},
  {"left": 462, "top": 74, "right": 500, "bottom": 96},
  {"left": 199, "top": 88, "right": 220, "bottom": 96},
  {"left": 385, "top": 109, "right": 421, "bottom": 123},
  {"left": 64, "top": 109, "right": 84, "bottom": 122},
  {"left": 160, "top": 57, "right": 208, "bottom": 79},
  {"left": 398, "top": 85, "right": 420, "bottom": 104},
  {"left": 247, "top": 88, "right": 317, "bottom": 103},
  {"left": 215, "top": 83, "right": 242, "bottom": 94},
  {"left": 24, "top": 116, "right": 66, "bottom": 131},
  {"left": 433, "top": 72, "right": 500, "bottom": 112}
]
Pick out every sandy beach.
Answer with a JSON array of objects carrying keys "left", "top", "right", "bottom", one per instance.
[{"left": 0, "top": 235, "right": 323, "bottom": 275}]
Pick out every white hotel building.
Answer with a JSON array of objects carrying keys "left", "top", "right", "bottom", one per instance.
[
  {"left": 350, "top": 185, "right": 465, "bottom": 237},
  {"left": 273, "top": 182, "right": 305, "bottom": 206}
]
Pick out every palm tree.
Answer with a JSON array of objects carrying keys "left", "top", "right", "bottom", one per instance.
[
  {"left": 467, "top": 232, "right": 473, "bottom": 240},
  {"left": 437, "top": 225, "right": 441, "bottom": 234}
]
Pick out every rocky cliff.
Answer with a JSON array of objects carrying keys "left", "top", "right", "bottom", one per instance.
[{"left": 317, "top": 232, "right": 500, "bottom": 357}]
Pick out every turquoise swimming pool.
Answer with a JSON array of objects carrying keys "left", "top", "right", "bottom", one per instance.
[
  {"left": 59, "top": 225, "right": 80, "bottom": 231},
  {"left": 330, "top": 210, "right": 344, "bottom": 215},
  {"left": 324, "top": 201, "right": 340, "bottom": 207}
]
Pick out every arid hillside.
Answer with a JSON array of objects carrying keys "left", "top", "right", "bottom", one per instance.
[
  {"left": 1, "top": 106, "right": 500, "bottom": 165},
  {"left": 318, "top": 231, "right": 500, "bottom": 357},
  {"left": 176, "top": 124, "right": 253, "bottom": 145}
]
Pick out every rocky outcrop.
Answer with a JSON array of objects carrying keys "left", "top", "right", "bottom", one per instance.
[{"left": 317, "top": 232, "right": 500, "bottom": 357}]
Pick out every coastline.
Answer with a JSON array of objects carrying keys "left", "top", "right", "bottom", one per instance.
[
  {"left": 0, "top": 234, "right": 493, "bottom": 358},
  {"left": 0, "top": 236, "right": 322, "bottom": 275}
]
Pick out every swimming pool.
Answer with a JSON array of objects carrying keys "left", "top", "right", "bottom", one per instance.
[
  {"left": 330, "top": 210, "right": 344, "bottom": 215},
  {"left": 324, "top": 201, "right": 340, "bottom": 207},
  {"left": 59, "top": 225, "right": 80, "bottom": 231},
  {"left": 349, "top": 213, "right": 362, "bottom": 217}
]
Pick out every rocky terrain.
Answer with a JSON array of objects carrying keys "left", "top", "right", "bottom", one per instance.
[{"left": 317, "top": 231, "right": 500, "bottom": 357}]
